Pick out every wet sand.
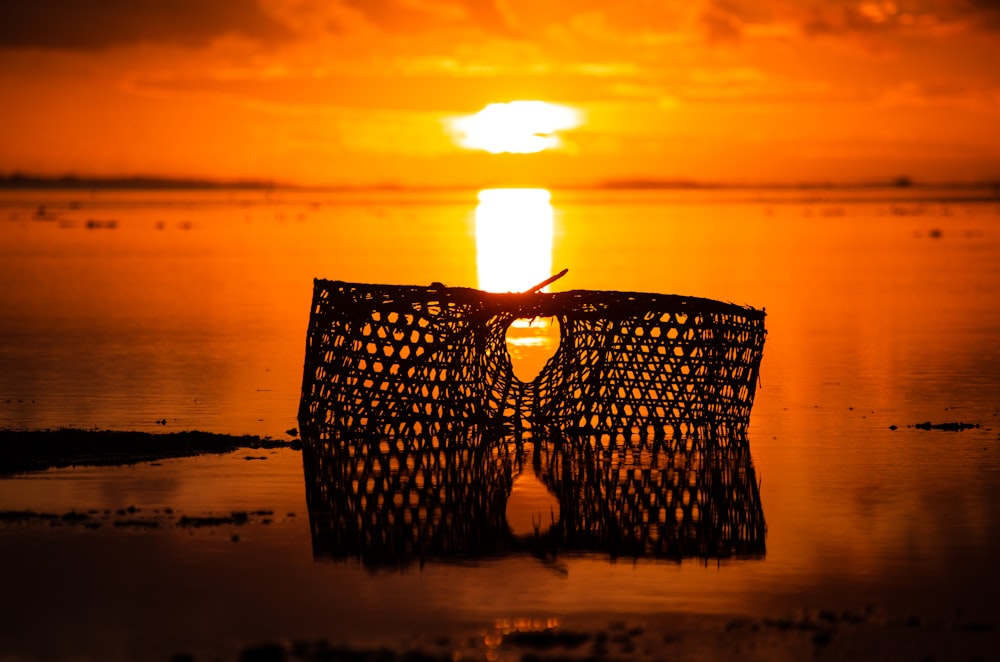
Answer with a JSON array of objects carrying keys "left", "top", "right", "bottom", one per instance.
[
  {"left": 0, "top": 427, "right": 296, "bottom": 475},
  {"left": 222, "top": 610, "right": 998, "bottom": 662},
  {"left": 0, "top": 430, "right": 997, "bottom": 661}
]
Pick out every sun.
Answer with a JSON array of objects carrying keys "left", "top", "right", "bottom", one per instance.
[
  {"left": 450, "top": 101, "right": 581, "bottom": 154},
  {"left": 475, "top": 188, "right": 553, "bottom": 293}
]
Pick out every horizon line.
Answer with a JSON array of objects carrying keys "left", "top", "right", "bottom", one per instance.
[{"left": 2, "top": 172, "right": 999, "bottom": 193}]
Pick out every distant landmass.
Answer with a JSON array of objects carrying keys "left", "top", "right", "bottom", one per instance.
[
  {"left": 1, "top": 172, "right": 998, "bottom": 192},
  {"left": 594, "top": 175, "right": 998, "bottom": 190},
  {"left": 0, "top": 174, "right": 278, "bottom": 190}
]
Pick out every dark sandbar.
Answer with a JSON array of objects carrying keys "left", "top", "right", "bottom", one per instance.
[{"left": 0, "top": 428, "right": 293, "bottom": 475}]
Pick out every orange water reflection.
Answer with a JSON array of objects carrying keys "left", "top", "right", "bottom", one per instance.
[
  {"left": 475, "top": 187, "right": 562, "bottom": 382},
  {"left": 2, "top": 189, "right": 1000, "bottom": 660},
  {"left": 475, "top": 188, "right": 554, "bottom": 293}
]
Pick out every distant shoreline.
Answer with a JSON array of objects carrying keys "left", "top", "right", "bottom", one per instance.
[
  {"left": 2, "top": 173, "right": 999, "bottom": 194},
  {"left": 0, "top": 428, "right": 296, "bottom": 475},
  {"left": 0, "top": 174, "right": 278, "bottom": 191}
]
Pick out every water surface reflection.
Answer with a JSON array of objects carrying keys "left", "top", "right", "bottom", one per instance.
[
  {"left": 302, "top": 428, "right": 764, "bottom": 568},
  {"left": 475, "top": 188, "right": 554, "bottom": 294}
]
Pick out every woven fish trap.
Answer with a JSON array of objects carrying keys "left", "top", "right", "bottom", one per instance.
[
  {"left": 298, "top": 279, "right": 766, "bottom": 441},
  {"left": 302, "top": 430, "right": 765, "bottom": 567},
  {"left": 532, "top": 432, "right": 765, "bottom": 560}
]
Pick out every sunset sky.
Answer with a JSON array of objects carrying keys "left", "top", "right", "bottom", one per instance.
[{"left": 1, "top": 0, "right": 999, "bottom": 187}]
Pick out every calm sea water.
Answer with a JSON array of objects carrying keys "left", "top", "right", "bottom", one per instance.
[{"left": 1, "top": 187, "right": 999, "bottom": 659}]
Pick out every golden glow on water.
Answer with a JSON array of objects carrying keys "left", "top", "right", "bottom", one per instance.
[
  {"left": 3, "top": 189, "right": 1000, "bottom": 660},
  {"left": 475, "top": 188, "right": 561, "bottom": 381},
  {"left": 502, "top": 317, "right": 560, "bottom": 383},
  {"left": 475, "top": 188, "right": 554, "bottom": 293},
  {"left": 505, "top": 461, "right": 561, "bottom": 537}
]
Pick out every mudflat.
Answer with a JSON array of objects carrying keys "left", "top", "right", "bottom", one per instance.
[{"left": 0, "top": 427, "right": 295, "bottom": 475}]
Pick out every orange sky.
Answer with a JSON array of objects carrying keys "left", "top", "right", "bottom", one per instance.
[{"left": 1, "top": 0, "right": 999, "bottom": 187}]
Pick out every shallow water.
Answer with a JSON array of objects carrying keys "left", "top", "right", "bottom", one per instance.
[{"left": 1, "top": 187, "right": 999, "bottom": 659}]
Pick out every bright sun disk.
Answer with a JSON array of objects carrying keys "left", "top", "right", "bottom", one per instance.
[{"left": 451, "top": 101, "right": 581, "bottom": 154}]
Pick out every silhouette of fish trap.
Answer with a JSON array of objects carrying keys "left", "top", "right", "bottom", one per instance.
[{"left": 299, "top": 279, "right": 766, "bottom": 441}]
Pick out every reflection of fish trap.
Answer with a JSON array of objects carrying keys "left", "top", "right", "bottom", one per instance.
[
  {"left": 298, "top": 279, "right": 766, "bottom": 440},
  {"left": 302, "top": 430, "right": 766, "bottom": 566}
]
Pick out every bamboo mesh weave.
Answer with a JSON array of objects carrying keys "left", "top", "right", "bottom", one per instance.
[
  {"left": 302, "top": 429, "right": 765, "bottom": 567},
  {"left": 298, "top": 279, "right": 767, "bottom": 440}
]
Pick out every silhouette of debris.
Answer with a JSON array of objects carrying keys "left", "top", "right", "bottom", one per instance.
[{"left": 913, "top": 421, "right": 979, "bottom": 431}]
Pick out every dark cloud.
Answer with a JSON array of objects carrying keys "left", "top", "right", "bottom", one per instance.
[
  {"left": 697, "top": 0, "right": 1000, "bottom": 42},
  {"left": 341, "top": 0, "right": 513, "bottom": 34},
  {"left": 701, "top": 5, "right": 745, "bottom": 43},
  {"left": 967, "top": 0, "right": 1000, "bottom": 28},
  {"left": 698, "top": 0, "right": 783, "bottom": 43},
  {"left": 0, "top": 0, "right": 291, "bottom": 50}
]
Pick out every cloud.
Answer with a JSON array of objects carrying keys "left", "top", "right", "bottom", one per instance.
[
  {"left": 967, "top": 0, "right": 1000, "bottom": 28},
  {"left": 128, "top": 69, "right": 619, "bottom": 112},
  {"left": 696, "top": 0, "right": 1000, "bottom": 43},
  {"left": 701, "top": 4, "right": 744, "bottom": 43},
  {"left": 0, "top": 0, "right": 291, "bottom": 50},
  {"left": 339, "top": 0, "right": 513, "bottom": 34},
  {"left": 7, "top": 0, "right": 999, "bottom": 54},
  {"left": 877, "top": 80, "right": 1000, "bottom": 111}
]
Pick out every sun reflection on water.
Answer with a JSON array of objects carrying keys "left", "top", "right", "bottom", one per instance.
[
  {"left": 475, "top": 188, "right": 554, "bottom": 294},
  {"left": 475, "top": 188, "right": 561, "bottom": 381}
]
